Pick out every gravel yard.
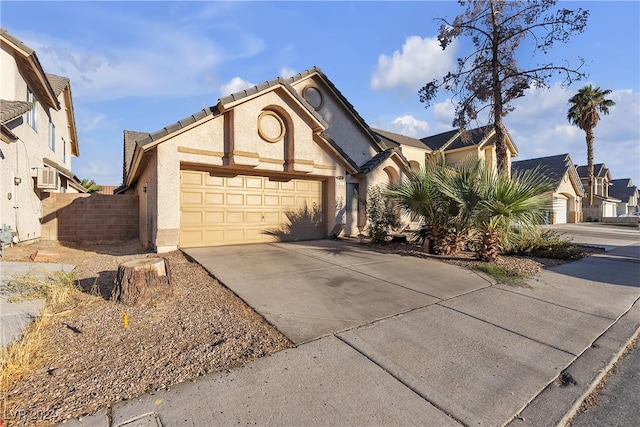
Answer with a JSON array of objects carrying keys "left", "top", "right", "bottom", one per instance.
[
  {"left": 0, "top": 238, "right": 602, "bottom": 426},
  {"left": 1, "top": 240, "right": 291, "bottom": 426}
]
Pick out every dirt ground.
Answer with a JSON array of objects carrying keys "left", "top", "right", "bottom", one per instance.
[
  {"left": 0, "top": 238, "right": 602, "bottom": 426},
  {"left": 1, "top": 240, "right": 292, "bottom": 426}
]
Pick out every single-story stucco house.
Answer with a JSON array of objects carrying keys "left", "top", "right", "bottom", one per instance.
[
  {"left": 118, "top": 67, "right": 414, "bottom": 252},
  {"left": 511, "top": 153, "right": 585, "bottom": 224}
]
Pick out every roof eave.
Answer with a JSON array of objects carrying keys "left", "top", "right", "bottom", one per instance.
[{"left": 1, "top": 31, "right": 59, "bottom": 110}]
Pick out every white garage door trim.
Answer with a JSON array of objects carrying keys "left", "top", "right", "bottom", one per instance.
[{"left": 180, "top": 170, "right": 325, "bottom": 247}]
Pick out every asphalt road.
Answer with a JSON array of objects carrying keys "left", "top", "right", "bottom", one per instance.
[{"left": 570, "top": 338, "right": 640, "bottom": 427}]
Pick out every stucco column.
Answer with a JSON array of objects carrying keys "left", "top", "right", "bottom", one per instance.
[{"left": 154, "top": 141, "right": 181, "bottom": 252}]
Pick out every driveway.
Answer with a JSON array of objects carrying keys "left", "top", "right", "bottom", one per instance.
[
  {"left": 111, "top": 230, "right": 640, "bottom": 427},
  {"left": 183, "top": 239, "right": 492, "bottom": 344}
]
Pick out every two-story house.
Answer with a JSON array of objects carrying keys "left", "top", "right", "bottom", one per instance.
[
  {"left": 609, "top": 179, "right": 639, "bottom": 216},
  {"left": 576, "top": 164, "right": 620, "bottom": 221},
  {"left": 372, "top": 125, "right": 518, "bottom": 174},
  {"left": 1, "top": 28, "right": 84, "bottom": 244}
]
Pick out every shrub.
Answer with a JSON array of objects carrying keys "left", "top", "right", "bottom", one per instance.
[
  {"left": 505, "top": 229, "right": 584, "bottom": 260},
  {"left": 365, "top": 185, "right": 402, "bottom": 243}
]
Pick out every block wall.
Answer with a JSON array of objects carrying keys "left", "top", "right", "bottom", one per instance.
[{"left": 41, "top": 193, "right": 139, "bottom": 242}]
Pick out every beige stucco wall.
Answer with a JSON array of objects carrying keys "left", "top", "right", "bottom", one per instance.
[
  {"left": 290, "top": 76, "right": 378, "bottom": 168},
  {"left": 400, "top": 145, "right": 428, "bottom": 170},
  {"left": 1, "top": 47, "right": 79, "bottom": 243},
  {"left": 555, "top": 172, "right": 582, "bottom": 222},
  {"left": 147, "top": 87, "right": 355, "bottom": 252},
  {"left": 443, "top": 147, "right": 480, "bottom": 167}
]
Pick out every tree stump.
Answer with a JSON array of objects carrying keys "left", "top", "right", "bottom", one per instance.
[{"left": 112, "top": 257, "right": 172, "bottom": 306}]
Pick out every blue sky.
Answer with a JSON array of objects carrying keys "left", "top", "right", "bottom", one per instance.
[{"left": 2, "top": 1, "right": 639, "bottom": 186}]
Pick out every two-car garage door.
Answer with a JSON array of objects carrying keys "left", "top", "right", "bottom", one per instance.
[{"left": 179, "top": 170, "right": 324, "bottom": 247}]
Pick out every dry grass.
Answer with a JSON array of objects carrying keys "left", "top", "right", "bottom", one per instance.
[{"left": 0, "top": 271, "right": 100, "bottom": 389}]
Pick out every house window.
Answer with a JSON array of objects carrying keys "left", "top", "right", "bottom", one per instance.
[
  {"left": 49, "top": 121, "right": 56, "bottom": 152},
  {"left": 26, "top": 89, "right": 37, "bottom": 131}
]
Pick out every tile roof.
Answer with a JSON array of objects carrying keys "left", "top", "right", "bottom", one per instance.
[
  {"left": 511, "top": 153, "right": 571, "bottom": 189},
  {"left": 45, "top": 73, "right": 69, "bottom": 97},
  {"left": 371, "top": 128, "right": 431, "bottom": 150},
  {"left": 0, "top": 99, "right": 33, "bottom": 123},
  {"left": 357, "top": 149, "right": 394, "bottom": 175},
  {"left": 133, "top": 107, "right": 218, "bottom": 148},
  {"left": 609, "top": 179, "right": 638, "bottom": 202}
]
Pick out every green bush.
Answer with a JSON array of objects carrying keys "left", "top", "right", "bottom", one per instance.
[
  {"left": 505, "top": 229, "right": 583, "bottom": 260},
  {"left": 365, "top": 185, "right": 402, "bottom": 243}
]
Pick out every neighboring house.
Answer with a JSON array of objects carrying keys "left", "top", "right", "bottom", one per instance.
[
  {"left": 609, "top": 179, "right": 639, "bottom": 216},
  {"left": 1, "top": 28, "right": 84, "bottom": 243},
  {"left": 118, "top": 66, "right": 412, "bottom": 252},
  {"left": 576, "top": 163, "right": 620, "bottom": 221},
  {"left": 97, "top": 185, "right": 118, "bottom": 195},
  {"left": 372, "top": 125, "right": 518, "bottom": 174},
  {"left": 371, "top": 128, "right": 431, "bottom": 170},
  {"left": 420, "top": 125, "right": 518, "bottom": 173},
  {"left": 511, "top": 154, "right": 585, "bottom": 224}
]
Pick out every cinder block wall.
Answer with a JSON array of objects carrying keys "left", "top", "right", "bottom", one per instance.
[{"left": 41, "top": 193, "right": 139, "bottom": 242}]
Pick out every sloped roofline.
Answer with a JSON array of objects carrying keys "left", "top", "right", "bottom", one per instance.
[
  {"left": 512, "top": 153, "right": 585, "bottom": 197},
  {"left": 421, "top": 124, "right": 518, "bottom": 156},
  {"left": 0, "top": 28, "right": 59, "bottom": 110},
  {"left": 123, "top": 67, "right": 387, "bottom": 186},
  {"left": 286, "top": 67, "right": 387, "bottom": 153}
]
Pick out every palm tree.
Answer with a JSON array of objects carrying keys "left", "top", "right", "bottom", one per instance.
[
  {"left": 567, "top": 85, "right": 616, "bottom": 205},
  {"left": 436, "top": 161, "right": 554, "bottom": 262},
  {"left": 80, "top": 178, "right": 102, "bottom": 193},
  {"left": 387, "top": 158, "right": 470, "bottom": 255}
]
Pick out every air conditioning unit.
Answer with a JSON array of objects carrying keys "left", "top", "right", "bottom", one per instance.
[{"left": 37, "top": 168, "right": 59, "bottom": 190}]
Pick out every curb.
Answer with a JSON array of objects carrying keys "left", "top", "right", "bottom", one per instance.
[
  {"left": 558, "top": 323, "right": 640, "bottom": 427},
  {"left": 508, "top": 297, "right": 640, "bottom": 427}
]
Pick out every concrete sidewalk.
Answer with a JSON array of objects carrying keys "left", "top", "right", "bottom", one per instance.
[
  {"left": 71, "top": 238, "right": 640, "bottom": 427},
  {"left": 0, "top": 262, "right": 75, "bottom": 348}
]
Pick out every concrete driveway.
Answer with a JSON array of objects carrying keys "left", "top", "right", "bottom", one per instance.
[
  {"left": 184, "top": 239, "right": 492, "bottom": 344},
  {"left": 101, "top": 225, "right": 640, "bottom": 427}
]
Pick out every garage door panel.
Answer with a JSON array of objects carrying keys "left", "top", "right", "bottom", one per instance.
[
  {"left": 182, "top": 170, "right": 204, "bottom": 185},
  {"left": 264, "top": 195, "right": 279, "bottom": 206},
  {"left": 205, "top": 211, "right": 224, "bottom": 223},
  {"left": 246, "top": 194, "right": 262, "bottom": 206},
  {"left": 227, "top": 176, "right": 245, "bottom": 188},
  {"left": 226, "top": 194, "right": 245, "bottom": 205},
  {"left": 180, "top": 171, "right": 324, "bottom": 247},
  {"left": 205, "top": 192, "right": 224, "bottom": 204},
  {"left": 246, "top": 177, "right": 263, "bottom": 189},
  {"left": 182, "top": 191, "right": 203, "bottom": 205}
]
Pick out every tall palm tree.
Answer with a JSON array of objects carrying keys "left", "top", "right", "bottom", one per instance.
[{"left": 567, "top": 85, "right": 616, "bottom": 205}]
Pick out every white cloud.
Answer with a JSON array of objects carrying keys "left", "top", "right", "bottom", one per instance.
[
  {"left": 18, "top": 21, "right": 264, "bottom": 102},
  {"left": 505, "top": 84, "right": 639, "bottom": 183},
  {"left": 371, "top": 36, "right": 458, "bottom": 92},
  {"left": 387, "top": 115, "right": 430, "bottom": 137},
  {"left": 279, "top": 67, "right": 297, "bottom": 78},
  {"left": 219, "top": 77, "right": 256, "bottom": 96}
]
